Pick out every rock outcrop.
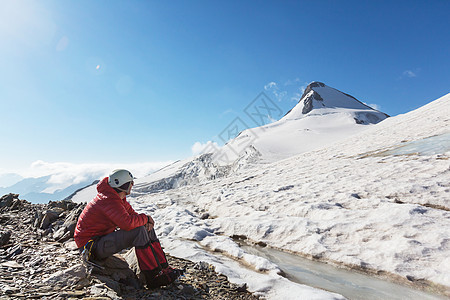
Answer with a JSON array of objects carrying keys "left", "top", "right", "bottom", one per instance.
[{"left": 0, "top": 193, "right": 257, "bottom": 299}]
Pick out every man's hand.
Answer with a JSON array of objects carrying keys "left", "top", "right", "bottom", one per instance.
[{"left": 145, "top": 215, "right": 154, "bottom": 232}]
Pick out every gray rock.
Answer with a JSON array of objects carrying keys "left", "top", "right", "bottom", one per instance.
[
  {"left": 93, "top": 253, "right": 142, "bottom": 290},
  {"left": 180, "top": 285, "right": 196, "bottom": 295},
  {"left": 55, "top": 230, "right": 71, "bottom": 243},
  {"left": 0, "top": 193, "right": 18, "bottom": 208},
  {"left": 43, "top": 263, "right": 87, "bottom": 287},
  {"left": 40, "top": 209, "right": 61, "bottom": 229},
  {"left": 95, "top": 275, "right": 121, "bottom": 293},
  {"left": 6, "top": 244, "right": 22, "bottom": 259},
  {"left": 64, "top": 205, "right": 84, "bottom": 236},
  {"left": 48, "top": 200, "right": 76, "bottom": 211},
  {"left": 1, "top": 261, "right": 24, "bottom": 268},
  {"left": 9, "top": 199, "right": 22, "bottom": 211},
  {"left": 33, "top": 210, "right": 43, "bottom": 228},
  {"left": 235, "top": 283, "right": 248, "bottom": 292},
  {"left": 53, "top": 227, "right": 67, "bottom": 241},
  {"left": 351, "top": 193, "right": 361, "bottom": 199},
  {"left": 0, "top": 230, "right": 11, "bottom": 246},
  {"left": 200, "top": 213, "right": 210, "bottom": 220},
  {"left": 123, "top": 250, "right": 147, "bottom": 286}
]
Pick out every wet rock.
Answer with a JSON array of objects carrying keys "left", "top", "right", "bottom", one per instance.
[{"left": 236, "top": 283, "right": 248, "bottom": 292}]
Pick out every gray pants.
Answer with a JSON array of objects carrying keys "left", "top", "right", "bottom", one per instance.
[{"left": 93, "top": 226, "right": 157, "bottom": 260}]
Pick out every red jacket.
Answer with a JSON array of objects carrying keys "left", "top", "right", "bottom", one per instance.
[{"left": 74, "top": 177, "right": 148, "bottom": 248}]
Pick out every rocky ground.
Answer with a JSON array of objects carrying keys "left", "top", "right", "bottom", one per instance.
[{"left": 0, "top": 194, "right": 258, "bottom": 299}]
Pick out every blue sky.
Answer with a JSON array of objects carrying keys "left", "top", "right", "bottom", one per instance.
[{"left": 0, "top": 0, "right": 449, "bottom": 176}]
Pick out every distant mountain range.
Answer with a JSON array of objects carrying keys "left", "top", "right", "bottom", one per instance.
[{"left": 0, "top": 174, "right": 100, "bottom": 204}]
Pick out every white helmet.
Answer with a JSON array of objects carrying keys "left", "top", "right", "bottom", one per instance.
[{"left": 108, "top": 169, "right": 134, "bottom": 194}]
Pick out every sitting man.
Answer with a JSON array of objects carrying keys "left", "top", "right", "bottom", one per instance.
[{"left": 74, "top": 169, "right": 179, "bottom": 288}]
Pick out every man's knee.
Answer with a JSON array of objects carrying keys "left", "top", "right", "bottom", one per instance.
[{"left": 132, "top": 226, "right": 150, "bottom": 247}]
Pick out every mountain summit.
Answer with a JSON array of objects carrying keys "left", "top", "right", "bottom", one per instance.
[
  {"left": 282, "top": 81, "right": 389, "bottom": 124},
  {"left": 217, "top": 81, "right": 390, "bottom": 163}
]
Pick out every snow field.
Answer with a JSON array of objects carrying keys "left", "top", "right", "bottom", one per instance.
[{"left": 129, "top": 94, "right": 450, "bottom": 297}]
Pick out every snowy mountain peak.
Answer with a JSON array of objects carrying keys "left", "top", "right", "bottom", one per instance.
[{"left": 283, "top": 82, "right": 389, "bottom": 124}]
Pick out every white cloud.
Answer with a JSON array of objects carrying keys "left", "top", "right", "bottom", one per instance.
[
  {"left": 403, "top": 70, "right": 417, "bottom": 78},
  {"left": 5, "top": 160, "right": 173, "bottom": 192},
  {"left": 291, "top": 92, "right": 302, "bottom": 102},
  {"left": 264, "top": 82, "right": 277, "bottom": 90},
  {"left": 191, "top": 141, "right": 219, "bottom": 155},
  {"left": 220, "top": 109, "right": 236, "bottom": 118},
  {"left": 363, "top": 102, "right": 381, "bottom": 111},
  {"left": 264, "top": 79, "right": 308, "bottom": 103}
]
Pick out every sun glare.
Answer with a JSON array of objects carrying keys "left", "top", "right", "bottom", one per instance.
[{"left": 0, "top": 1, "right": 56, "bottom": 49}]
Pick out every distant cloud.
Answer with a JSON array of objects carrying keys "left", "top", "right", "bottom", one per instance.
[
  {"left": 403, "top": 70, "right": 417, "bottom": 78},
  {"left": 191, "top": 141, "right": 219, "bottom": 155},
  {"left": 364, "top": 103, "right": 381, "bottom": 111},
  {"left": 264, "top": 79, "right": 308, "bottom": 103},
  {"left": 264, "top": 82, "right": 277, "bottom": 90},
  {"left": 399, "top": 69, "right": 420, "bottom": 79},
  {"left": 264, "top": 81, "right": 287, "bottom": 102},
  {"left": 1, "top": 160, "right": 172, "bottom": 192},
  {"left": 291, "top": 92, "right": 302, "bottom": 102},
  {"left": 220, "top": 109, "right": 237, "bottom": 118}
]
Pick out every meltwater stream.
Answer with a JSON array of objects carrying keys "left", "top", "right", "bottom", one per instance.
[{"left": 240, "top": 243, "right": 447, "bottom": 300}]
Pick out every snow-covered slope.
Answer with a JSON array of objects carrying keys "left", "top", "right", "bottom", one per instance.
[
  {"left": 129, "top": 93, "right": 450, "bottom": 298},
  {"left": 216, "top": 81, "right": 388, "bottom": 163},
  {"left": 131, "top": 82, "right": 389, "bottom": 195}
]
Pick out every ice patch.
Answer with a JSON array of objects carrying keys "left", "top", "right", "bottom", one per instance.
[{"left": 382, "top": 133, "right": 450, "bottom": 156}]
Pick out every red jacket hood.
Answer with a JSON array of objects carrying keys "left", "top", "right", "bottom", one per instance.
[
  {"left": 96, "top": 177, "right": 124, "bottom": 200},
  {"left": 73, "top": 177, "right": 147, "bottom": 248}
]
